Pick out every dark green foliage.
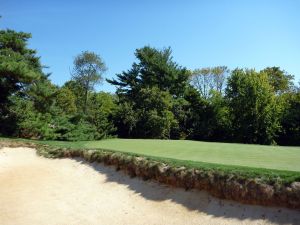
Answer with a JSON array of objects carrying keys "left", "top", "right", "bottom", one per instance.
[
  {"left": 114, "top": 87, "right": 177, "bottom": 139},
  {"left": 107, "top": 46, "right": 190, "bottom": 98},
  {"left": 184, "top": 87, "right": 216, "bottom": 140},
  {"left": 9, "top": 94, "right": 57, "bottom": 139},
  {"left": 86, "top": 92, "right": 117, "bottom": 139},
  {"left": 113, "top": 102, "right": 138, "bottom": 137},
  {"left": 108, "top": 46, "right": 190, "bottom": 139},
  {"left": 277, "top": 92, "right": 300, "bottom": 145},
  {"left": 135, "top": 87, "right": 175, "bottom": 139},
  {"left": 26, "top": 77, "right": 58, "bottom": 113},
  {"left": 0, "top": 29, "right": 43, "bottom": 135},
  {"left": 62, "top": 119, "right": 97, "bottom": 141},
  {"left": 207, "top": 91, "right": 231, "bottom": 141}
]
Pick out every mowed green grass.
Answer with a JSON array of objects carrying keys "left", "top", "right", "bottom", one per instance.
[{"left": 38, "top": 139, "right": 300, "bottom": 172}]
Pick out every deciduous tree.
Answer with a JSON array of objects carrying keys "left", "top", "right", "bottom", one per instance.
[
  {"left": 71, "top": 51, "right": 107, "bottom": 113},
  {"left": 226, "top": 69, "right": 281, "bottom": 144}
]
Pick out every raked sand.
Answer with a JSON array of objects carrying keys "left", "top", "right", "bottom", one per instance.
[{"left": 0, "top": 147, "right": 299, "bottom": 225}]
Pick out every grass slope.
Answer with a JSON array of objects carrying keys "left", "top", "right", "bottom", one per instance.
[{"left": 37, "top": 139, "right": 300, "bottom": 172}]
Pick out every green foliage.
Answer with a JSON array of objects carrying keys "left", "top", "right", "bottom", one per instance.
[
  {"left": 0, "top": 29, "right": 43, "bottom": 135},
  {"left": 62, "top": 119, "right": 97, "bottom": 141},
  {"left": 277, "top": 91, "right": 300, "bottom": 145},
  {"left": 63, "top": 80, "right": 85, "bottom": 111},
  {"left": 8, "top": 94, "right": 57, "bottom": 139},
  {"left": 226, "top": 69, "right": 281, "bottom": 144},
  {"left": 1, "top": 28, "right": 299, "bottom": 145},
  {"left": 170, "top": 97, "right": 189, "bottom": 139},
  {"left": 140, "top": 109, "right": 175, "bottom": 139},
  {"left": 261, "top": 67, "right": 294, "bottom": 93},
  {"left": 27, "top": 77, "right": 58, "bottom": 113},
  {"left": 184, "top": 87, "right": 215, "bottom": 140},
  {"left": 207, "top": 90, "right": 231, "bottom": 140},
  {"left": 115, "top": 87, "right": 177, "bottom": 139},
  {"left": 114, "top": 102, "right": 138, "bottom": 137},
  {"left": 108, "top": 46, "right": 190, "bottom": 139},
  {"left": 107, "top": 46, "right": 190, "bottom": 98},
  {"left": 134, "top": 87, "right": 177, "bottom": 139},
  {"left": 86, "top": 92, "right": 117, "bottom": 139},
  {"left": 55, "top": 86, "right": 77, "bottom": 115}
]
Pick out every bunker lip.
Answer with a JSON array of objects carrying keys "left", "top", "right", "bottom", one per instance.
[
  {"left": 1, "top": 146, "right": 300, "bottom": 225},
  {"left": 1, "top": 140, "right": 300, "bottom": 209}
]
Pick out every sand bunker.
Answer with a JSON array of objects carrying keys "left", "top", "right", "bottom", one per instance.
[{"left": 0, "top": 147, "right": 299, "bottom": 225}]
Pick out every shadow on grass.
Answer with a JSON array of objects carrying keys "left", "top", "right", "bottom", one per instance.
[{"left": 73, "top": 158, "right": 299, "bottom": 225}]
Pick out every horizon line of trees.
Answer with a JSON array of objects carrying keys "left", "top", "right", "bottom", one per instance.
[{"left": 1, "top": 28, "right": 299, "bottom": 145}]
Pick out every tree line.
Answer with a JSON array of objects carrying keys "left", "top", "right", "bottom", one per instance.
[{"left": 1, "top": 29, "right": 299, "bottom": 145}]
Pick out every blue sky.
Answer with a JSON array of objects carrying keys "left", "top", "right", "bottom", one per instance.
[{"left": 1, "top": 0, "right": 300, "bottom": 92}]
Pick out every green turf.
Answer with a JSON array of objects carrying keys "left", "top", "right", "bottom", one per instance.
[{"left": 34, "top": 138, "right": 300, "bottom": 172}]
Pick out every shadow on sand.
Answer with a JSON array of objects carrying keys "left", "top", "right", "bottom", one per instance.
[{"left": 73, "top": 158, "right": 299, "bottom": 225}]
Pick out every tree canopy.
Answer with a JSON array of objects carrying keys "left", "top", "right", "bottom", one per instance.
[{"left": 1, "top": 27, "right": 299, "bottom": 146}]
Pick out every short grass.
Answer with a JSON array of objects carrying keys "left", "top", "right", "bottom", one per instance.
[{"left": 33, "top": 138, "right": 300, "bottom": 172}]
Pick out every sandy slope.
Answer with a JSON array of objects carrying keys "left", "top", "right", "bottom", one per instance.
[{"left": 0, "top": 147, "right": 299, "bottom": 225}]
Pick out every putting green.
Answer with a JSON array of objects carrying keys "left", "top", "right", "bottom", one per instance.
[{"left": 40, "top": 139, "right": 300, "bottom": 172}]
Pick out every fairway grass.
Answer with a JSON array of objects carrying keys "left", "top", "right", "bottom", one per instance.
[{"left": 34, "top": 139, "right": 300, "bottom": 172}]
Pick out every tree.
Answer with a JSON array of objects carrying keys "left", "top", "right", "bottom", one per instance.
[
  {"left": 134, "top": 87, "right": 176, "bottom": 139},
  {"left": 190, "top": 66, "right": 229, "bottom": 98},
  {"left": 184, "top": 87, "right": 215, "bottom": 140},
  {"left": 107, "top": 46, "right": 190, "bottom": 99},
  {"left": 63, "top": 80, "right": 85, "bottom": 111},
  {"left": 225, "top": 69, "right": 281, "bottom": 144},
  {"left": 211, "top": 66, "right": 229, "bottom": 93},
  {"left": 261, "top": 67, "right": 294, "bottom": 94},
  {"left": 190, "top": 68, "right": 213, "bottom": 99},
  {"left": 113, "top": 102, "right": 138, "bottom": 137},
  {"left": 0, "top": 29, "right": 43, "bottom": 135},
  {"left": 108, "top": 46, "right": 189, "bottom": 139},
  {"left": 207, "top": 90, "right": 231, "bottom": 141},
  {"left": 55, "top": 86, "right": 77, "bottom": 115},
  {"left": 86, "top": 92, "right": 117, "bottom": 139},
  {"left": 71, "top": 51, "right": 107, "bottom": 113},
  {"left": 26, "top": 76, "right": 58, "bottom": 113},
  {"left": 276, "top": 91, "right": 300, "bottom": 145}
]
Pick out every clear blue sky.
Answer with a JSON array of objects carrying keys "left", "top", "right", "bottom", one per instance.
[{"left": 1, "top": 0, "right": 300, "bottom": 92}]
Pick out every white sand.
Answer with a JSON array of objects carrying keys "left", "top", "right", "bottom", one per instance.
[{"left": 0, "top": 147, "right": 299, "bottom": 225}]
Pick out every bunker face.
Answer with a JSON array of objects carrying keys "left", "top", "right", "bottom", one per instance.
[{"left": 0, "top": 147, "right": 299, "bottom": 225}]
